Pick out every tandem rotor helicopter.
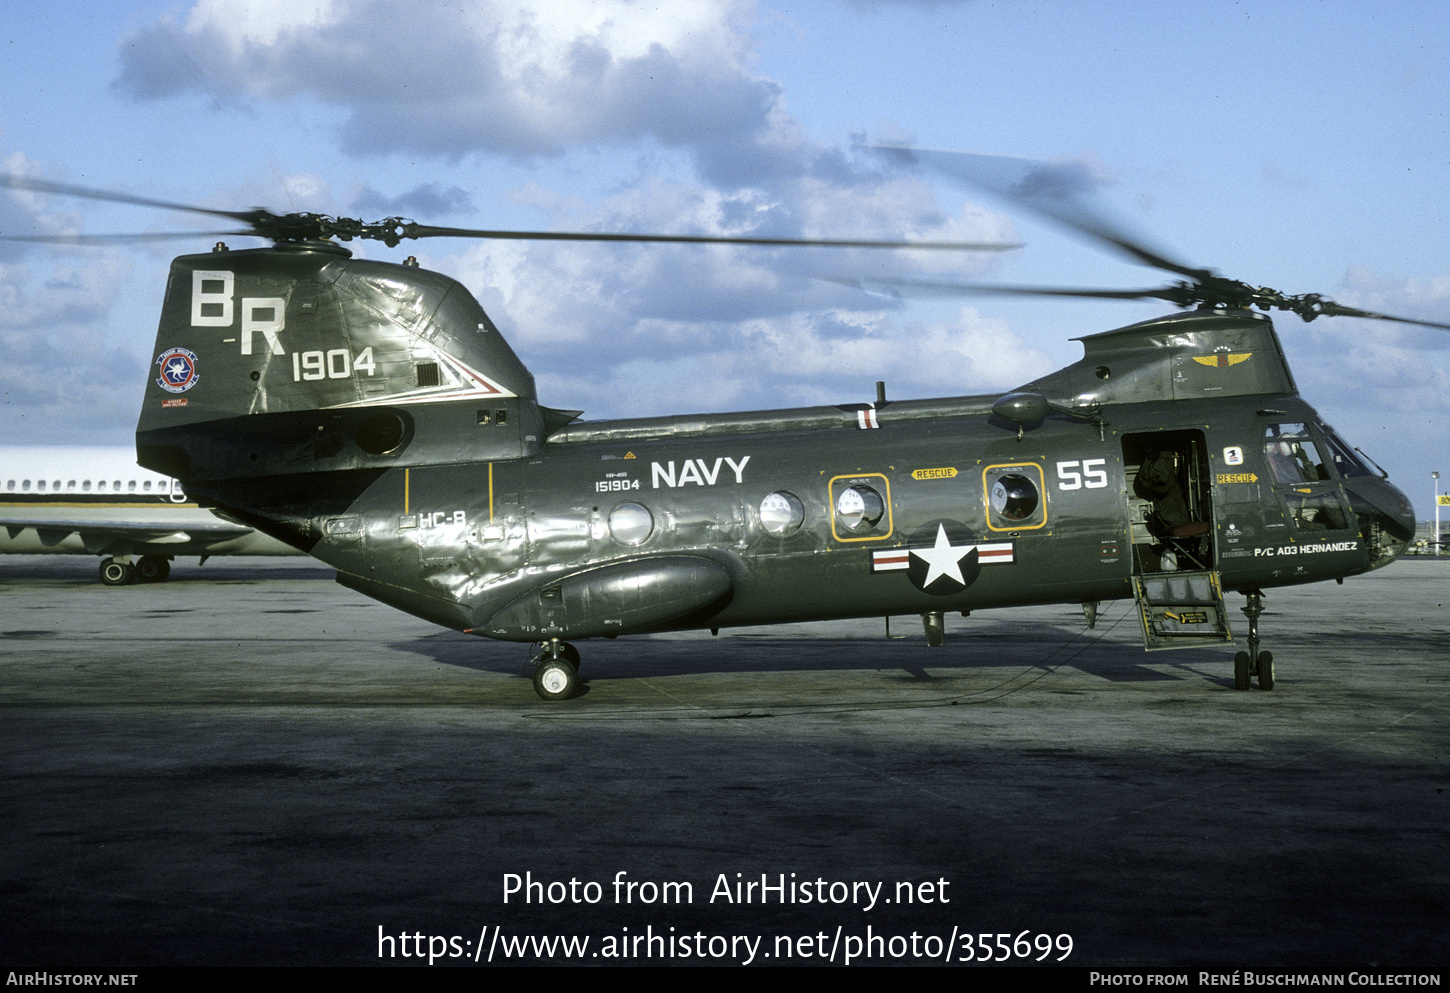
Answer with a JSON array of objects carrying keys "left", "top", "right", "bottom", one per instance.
[{"left": 2, "top": 151, "right": 1434, "bottom": 700}]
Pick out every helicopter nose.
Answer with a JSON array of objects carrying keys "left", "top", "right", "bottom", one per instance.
[{"left": 1344, "top": 476, "right": 1416, "bottom": 570}]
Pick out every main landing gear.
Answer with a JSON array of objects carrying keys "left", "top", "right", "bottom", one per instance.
[
  {"left": 98, "top": 555, "right": 172, "bottom": 586},
  {"left": 99, "top": 557, "right": 134, "bottom": 586},
  {"left": 1233, "top": 589, "right": 1274, "bottom": 691},
  {"left": 530, "top": 639, "right": 581, "bottom": 701}
]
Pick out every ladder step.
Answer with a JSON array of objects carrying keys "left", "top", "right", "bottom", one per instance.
[{"left": 1134, "top": 570, "right": 1234, "bottom": 650}]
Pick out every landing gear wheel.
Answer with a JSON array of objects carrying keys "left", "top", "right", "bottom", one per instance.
[
  {"left": 1256, "top": 650, "right": 1275, "bottom": 691},
  {"left": 533, "top": 658, "right": 578, "bottom": 701},
  {"left": 1234, "top": 651, "right": 1252, "bottom": 691},
  {"left": 136, "top": 556, "right": 171, "bottom": 583},
  {"left": 1237, "top": 589, "right": 1278, "bottom": 692},
  {"left": 99, "top": 558, "right": 135, "bottom": 586}
]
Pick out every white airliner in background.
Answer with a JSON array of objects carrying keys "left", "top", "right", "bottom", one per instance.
[{"left": 1, "top": 446, "right": 296, "bottom": 584}]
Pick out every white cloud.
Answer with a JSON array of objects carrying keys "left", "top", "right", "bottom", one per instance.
[
  {"left": 115, "top": 0, "right": 788, "bottom": 184},
  {"left": 1340, "top": 264, "right": 1450, "bottom": 336},
  {"left": 1293, "top": 317, "right": 1450, "bottom": 418},
  {"left": 0, "top": 251, "right": 140, "bottom": 443},
  {"left": 101, "top": 0, "right": 1036, "bottom": 432},
  {"left": 527, "top": 303, "right": 1053, "bottom": 420},
  {"left": 420, "top": 166, "right": 1016, "bottom": 415},
  {"left": 188, "top": 0, "right": 340, "bottom": 48},
  {"left": 728, "top": 305, "right": 1053, "bottom": 396}
]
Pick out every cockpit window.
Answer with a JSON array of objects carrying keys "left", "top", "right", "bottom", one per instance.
[
  {"left": 1263, "top": 423, "right": 1328, "bottom": 484},
  {"left": 1316, "top": 422, "right": 1372, "bottom": 479}
]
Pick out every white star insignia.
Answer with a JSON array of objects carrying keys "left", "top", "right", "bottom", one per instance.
[{"left": 911, "top": 523, "right": 972, "bottom": 588}]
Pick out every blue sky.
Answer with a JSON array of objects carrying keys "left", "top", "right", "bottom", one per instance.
[{"left": 2, "top": 0, "right": 1447, "bottom": 510}]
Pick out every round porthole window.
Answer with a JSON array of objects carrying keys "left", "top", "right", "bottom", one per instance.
[
  {"left": 990, "top": 473, "right": 1039, "bottom": 521},
  {"left": 759, "top": 490, "right": 805, "bottom": 535},
  {"left": 608, "top": 502, "right": 654, "bottom": 545},
  {"left": 835, "top": 485, "right": 885, "bottom": 530},
  {"left": 356, "top": 411, "right": 406, "bottom": 455}
]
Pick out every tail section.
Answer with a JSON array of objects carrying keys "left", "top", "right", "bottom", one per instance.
[
  {"left": 136, "top": 242, "right": 571, "bottom": 483},
  {"left": 136, "top": 242, "right": 573, "bottom": 560}
]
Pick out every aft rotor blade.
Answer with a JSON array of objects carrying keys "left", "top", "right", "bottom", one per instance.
[
  {"left": 0, "top": 230, "right": 253, "bottom": 245},
  {"left": 397, "top": 222, "right": 1020, "bottom": 252},
  {"left": 2, "top": 173, "right": 1021, "bottom": 252},
  {"left": 0, "top": 174, "right": 262, "bottom": 224},
  {"left": 868, "top": 146, "right": 1210, "bottom": 280}
]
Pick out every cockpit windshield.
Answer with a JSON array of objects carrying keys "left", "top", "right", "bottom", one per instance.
[
  {"left": 1316, "top": 422, "right": 1373, "bottom": 479},
  {"left": 1263, "top": 422, "right": 1374, "bottom": 483}
]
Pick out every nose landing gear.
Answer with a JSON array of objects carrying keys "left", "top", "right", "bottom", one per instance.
[{"left": 1233, "top": 589, "right": 1274, "bottom": 691}]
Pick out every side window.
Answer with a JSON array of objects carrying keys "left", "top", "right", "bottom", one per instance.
[
  {"left": 1262, "top": 423, "right": 1352, "bottom": 532},
  {"left": 1263, "top": 423, "right": 1328, "bottom": 484},
  {"left": 828, "top": 474, "right": 893, "bottom": 542},
  {"left": 608, "top": 502, "right": 654, "bottom": 546},
  {"left": 758, "top": 491, "right": 806, "bottom": 535},
  {"left": 1288, "top": 492, "right": 1349, "bottom": 532}
]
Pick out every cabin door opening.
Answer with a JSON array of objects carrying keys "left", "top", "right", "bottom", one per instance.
[{"left": 1123, "top": 430, "right": 1214, "bottom": 575}]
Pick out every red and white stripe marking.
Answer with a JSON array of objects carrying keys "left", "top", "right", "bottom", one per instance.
[{"left": 871, "top": 540, "right": 1014, "bottom": 572}]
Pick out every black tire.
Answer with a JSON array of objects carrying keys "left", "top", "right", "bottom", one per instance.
[
  {"left": 1256, "top": 650, "right": 1275, "bottom": 691},
  {"left": 1234, "top": 651, "right": 1252, "bottom": 691},
  {"left": 136, "top": 556, "right": 171, "bottom": 583},
  {"left": 533, "top": 659, "right": 578, "bottom": 701},
  {"left": 99, "top": 558, "right": 135, "bottom": 586}
]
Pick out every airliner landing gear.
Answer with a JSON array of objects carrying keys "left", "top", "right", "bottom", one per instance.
[
  {"left": 530, "top": 639, "right": 581, "bottom": 701},
  {"left": 1234, "top": 589, "right": 1274, "bottom": 691},
  {"left": 136, "top": 555, "right": 171, "bottom": 583},
  {"left": 99, "top": 557, "right": 135, "bottom": 586}
]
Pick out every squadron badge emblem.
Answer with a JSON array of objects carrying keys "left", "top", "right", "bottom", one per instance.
[{"left": 156, "top": 347, "right": 199, "bottom": 394}]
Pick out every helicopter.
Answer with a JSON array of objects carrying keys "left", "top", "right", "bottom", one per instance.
[{"left": 0, "top": 153, "right": 1431, "bottom": 700}]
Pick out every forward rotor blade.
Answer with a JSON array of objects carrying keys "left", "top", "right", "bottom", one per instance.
[
  {"left": 1303, "top": 299, "right": 1450, "bottom": 330},
  {"left": 859, "top": 147, "right": 1450, "bottom": 331},
  {"left": 868, "top": 146, "right": 1210, "bottom": 280},
  {"left": 829, "top": 275, "right": 1450, "bottom": 331},
  {"left": 826, "top": 275, "right": 1190, "bottom": 304}
]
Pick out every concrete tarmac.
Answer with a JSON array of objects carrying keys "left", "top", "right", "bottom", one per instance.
[{"left": 1, "top": 555, "right": 1446, "bottom": 968}]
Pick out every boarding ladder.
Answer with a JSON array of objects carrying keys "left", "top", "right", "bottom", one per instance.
[{"left": 1133, "top": 570, "right": 1234, "bottom": 651}]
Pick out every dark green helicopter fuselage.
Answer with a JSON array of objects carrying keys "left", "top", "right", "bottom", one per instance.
[{"left": 136, "top": 244, "right": 1415, "bottom": 652}]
